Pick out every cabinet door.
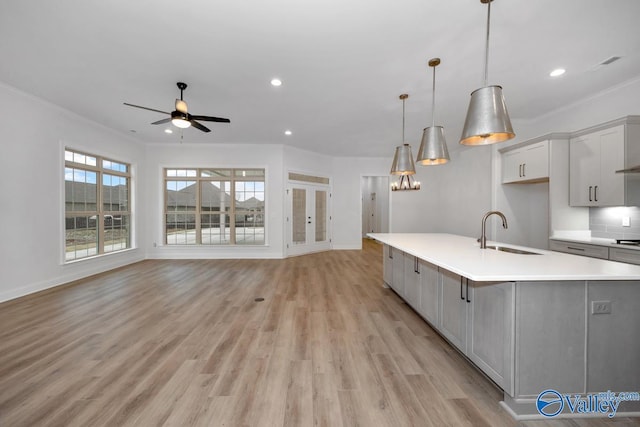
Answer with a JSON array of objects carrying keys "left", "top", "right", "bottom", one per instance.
[
  {"left": 520, "top": 141, "right": 549, "bottom": 181},
  {"left": 570, "top": 126, "right": 625, "bottom": 206},
  {"left": 466, "top": 281, "right": 514, "bottom": 395},
  {"left": 596, "top": 126, "right": 624, "bottom": 206},
  {"left": 403, "top": 254, "right": 420, "bottom": 309},
  {"left": 391, "top": 248, "right": 405, "bottom": 296},
  {"left": 502, "top": 149, "right": 523, "bottom": 183},
  {"left": 439, "top": 269, "right": 467, "bottom": 353},
  {"left": 418, "top": 260, "right": 439, "bottom": 327},
  {"left": 382, "top": 244, "right": 393, "bottom": 287},
  {"left": 569, "top": 134, "right": 599, "bottom": 206}
]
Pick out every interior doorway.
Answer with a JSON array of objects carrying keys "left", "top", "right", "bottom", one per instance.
[{"left": 361, "top": 176, "right": 390, "bottom": 237}]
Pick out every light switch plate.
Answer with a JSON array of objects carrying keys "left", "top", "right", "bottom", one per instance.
[{"left": 592, "top": 300, "right": 611, "bottom": 315}]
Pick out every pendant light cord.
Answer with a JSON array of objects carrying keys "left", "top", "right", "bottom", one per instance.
[
  {"left": 483, "top": 0, "right": 491, "bottom": 87},
  {"left": 402, "top": 97, "right": 406, "bottom": 143},
  {"left": 431, "top": 66, "right": 436, "bottom": 128}
]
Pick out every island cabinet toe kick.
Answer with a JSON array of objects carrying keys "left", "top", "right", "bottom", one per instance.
[{"left": 372, "top": 234, "right": 640, "bottom": 420}]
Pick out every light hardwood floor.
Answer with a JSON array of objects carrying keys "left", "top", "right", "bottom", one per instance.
[{"left": 1, "top": 240, "right": 638, "bottom": 426}]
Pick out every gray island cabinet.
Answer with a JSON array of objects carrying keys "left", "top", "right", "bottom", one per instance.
[{"left": 369, "top": 233, "right": 640, "bottom": 419}]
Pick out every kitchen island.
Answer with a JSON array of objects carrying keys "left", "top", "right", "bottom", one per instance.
[{"left": 368, "top": 233, "right": 640, "bottom": 419}]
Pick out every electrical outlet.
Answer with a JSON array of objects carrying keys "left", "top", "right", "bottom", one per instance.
[
  {"left": 592, "top": 300, "right": 611, "bottom": 315},
  {"left": 622, "top": 217, "right": 631, "bottom": 227}
]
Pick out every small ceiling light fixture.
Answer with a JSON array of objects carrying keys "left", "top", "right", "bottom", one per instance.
[
  {"left": 417, "top": 58, "right": 450, "bottom": 166},
  {"left": 270, "top": 78, "right": 282, "bottom": 87},
  {"left": 171, "top": 113, "right": 191, "bottom": 129},
  {"left": 460, "top": 0, "right": 515, "bottom": 146},
  {"left": 284, "top": 130, "right": 292, "bottom": 135},
  {"left": 391, "top": 94, "right": 420, "bottom": 191},
  {"left": 549, "top": 68, "right": 566, "bottom": 77}
]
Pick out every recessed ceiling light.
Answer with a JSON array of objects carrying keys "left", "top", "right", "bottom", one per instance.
[
  {"left": 164, "top": 128, "right": 173, "bottom": 134},
  {"left": 284, "top": 130, "right": 292, "bottom": 135},
  {"left": 550, "top": 68, "right": 566, "bottom": 77},
  {"left": 271, "top": 78, "right": 282, "bottom": 87}
]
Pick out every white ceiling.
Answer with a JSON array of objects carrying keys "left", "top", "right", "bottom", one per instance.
[{"left": 1, "top": 0, "right": 640, "bottom": 157}]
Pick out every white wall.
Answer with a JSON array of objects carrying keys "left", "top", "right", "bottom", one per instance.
[
  {"left": 144, "top": 143, "right": 285, "bottom": 259},
  {"left": 332, "top": 157, "right": 390, "bottom": 249},
  {"left": 0, "top": 83, "right": 146, "bottom": 303},
  {"left": 390, "top": 146, "right": 493, "bottom": 238}
]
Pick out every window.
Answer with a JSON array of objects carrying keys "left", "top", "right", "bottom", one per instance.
[
  {"left": 164, "top": 168, "right": 265, "bottom": 245},
  {"left": 64, "top": 149, "right": 131, "bottom": 261}
]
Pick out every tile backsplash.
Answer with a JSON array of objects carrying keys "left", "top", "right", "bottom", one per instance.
[{"left": 590, "top": 207, "right": 640, "bottom": 240}]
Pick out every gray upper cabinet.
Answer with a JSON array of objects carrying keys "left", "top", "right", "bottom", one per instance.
[
  {"left": 569, "top": 117, "right": 640, "bottom": 207},
  {"left": 501, "top": 140, "right": 549, "bottom": 184}
]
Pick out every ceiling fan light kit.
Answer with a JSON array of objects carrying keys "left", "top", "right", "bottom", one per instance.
[
  {"left": 460, "top": 0, "right": 515, "bottom": 146},
  {"left": 124, "top": 82, "right": 230, "bottom": 133}
]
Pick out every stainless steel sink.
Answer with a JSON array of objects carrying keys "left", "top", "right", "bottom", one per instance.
[{"left": 485, "top": 245, "right": 541, "bottom": 255}]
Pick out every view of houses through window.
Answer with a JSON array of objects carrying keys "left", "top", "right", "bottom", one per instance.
[
  {"left": 164, "top": 168, "right": 265, "bottom": 245},
  {"left": 64, "top": 149, "right": 131, "bottom": 261}
]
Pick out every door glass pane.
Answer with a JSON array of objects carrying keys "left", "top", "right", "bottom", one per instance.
[
  {"left": 292, "top": 188, "right": 306, "bottom": 244},
  {"left": 315, "top": 190, "right": 327, "bottom": 242}
]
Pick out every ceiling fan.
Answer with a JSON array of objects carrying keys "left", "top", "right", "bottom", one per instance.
[{"left": 124, "top": 82, "right": 230, "bottom": 133}]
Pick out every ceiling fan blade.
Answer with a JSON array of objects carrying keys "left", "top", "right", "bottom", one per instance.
[
  {"left": 175, "top": 99, "right": 188, "bottom": 114},
  {"left": 190, "top": 115, "right": 231, "bottom": 123},
  {"left": 123, "top": 103, "right": 170, "bottom": 115},
  {"left": 151, "top": 118, "right": 172, "bottom": 125},
  {"left": 190, "top": 120, "right": 211, "bottom": 133}
]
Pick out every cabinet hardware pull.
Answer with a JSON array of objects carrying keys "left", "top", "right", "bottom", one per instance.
[
  {"left": 567, "top": 246, "right": 585, "bottom": 251},
  {"left": 594, "top": 185, "right": 598, "bottom": 202},
  {"left": 389, "top": 248, "right": 393, "bottom": 259},
  {"left": 589, "top": 186, "right": 593, "bottom": 202},
  {"left": 460, "top": 277, "right": 464, "bottom": 300},
  {"left": 519, "top": 164, "right": 522, "bottom": 177},
  {"left": 414, "top": 257, "right": 420, "bottom": 274},
  {"left": 466, "top": 280, "right": 470, "bottom": 303},
  {"left": 522, "top": 163, "right": 526, "bottom": 177}
]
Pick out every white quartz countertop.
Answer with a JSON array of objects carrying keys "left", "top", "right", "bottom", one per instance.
[{"left": 368, "top": 233, "right": 640, "bottom": 282}]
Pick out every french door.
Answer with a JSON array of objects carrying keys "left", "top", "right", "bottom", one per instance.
[{"left": 287, "top": 183, "right": 331, "bottom": 256}]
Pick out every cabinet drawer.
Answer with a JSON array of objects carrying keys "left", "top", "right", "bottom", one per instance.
[
  {"left": 549, "top": 240, "right": 609, "bottom": 259},
  {"left": 609, "top": 247, "right": 640, "bottom": 265}
]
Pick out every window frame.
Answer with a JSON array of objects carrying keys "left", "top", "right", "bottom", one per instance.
[
  {"left": 163, "top": 168, "right": 266, "bottom": 246},
  {"left": 64, "top": 148, "right": 132, "bottom": 262}
]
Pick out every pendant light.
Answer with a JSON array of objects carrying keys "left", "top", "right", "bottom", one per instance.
[
  {"left": 417, "top": 58, "right": 449, "bottom": 165},
  {"left": 390, "top": 94, "right": 420, "bottom": 191},
  {"left": 460, "top": 0, "right": 515, "bottom": 146}
]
